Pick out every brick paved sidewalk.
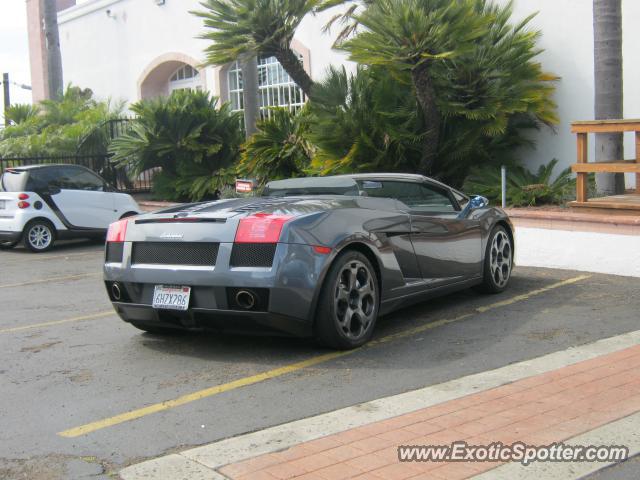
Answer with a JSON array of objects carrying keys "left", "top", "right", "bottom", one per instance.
[{"left": 217, "top": 344, "right": 640, "bottom": 480}]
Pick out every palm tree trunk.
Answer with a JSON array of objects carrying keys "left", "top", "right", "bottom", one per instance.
[
  {"left": 274, "top": 47, "right": 314, "bottom": 98},
  {"left": 411, "top": 62, "right": 440, "bottom": 176},
  {"left": 241, "top": 56, "right": 259, "bottom": 138},
  {"left": 42, "top": 0, "right": 64, "bottom": 100},
  {"left": 593, "top": 0, "right": 624, "bottom": 195}
]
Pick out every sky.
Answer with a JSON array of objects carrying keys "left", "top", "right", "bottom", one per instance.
[{"left": 1, "top": 0, "right": 33, "bottom": 110}]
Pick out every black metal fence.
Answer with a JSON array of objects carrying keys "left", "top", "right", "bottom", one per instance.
[
  {"left": 0, "top": 118, "right": 152, "bottom": 193},
  {"left": 0, "top": 154, "right": 152, "bottom": 193}
]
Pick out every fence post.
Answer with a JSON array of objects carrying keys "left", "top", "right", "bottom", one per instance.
[{"left": 501, "top": 165, "right": 507, "bottom": 209}]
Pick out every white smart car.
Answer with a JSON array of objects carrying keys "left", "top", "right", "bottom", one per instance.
[{"left": 0, "top": 164, "right": 140, "bottom": 252}]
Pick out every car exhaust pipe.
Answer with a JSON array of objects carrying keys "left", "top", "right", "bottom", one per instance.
[
  {"left": 111, "top": 282, "right": 123, "bottom": 301},
  {"left": 235, "top": 290, "right": 256, "bottom": 310}
]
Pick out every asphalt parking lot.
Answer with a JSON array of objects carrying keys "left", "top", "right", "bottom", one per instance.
[{"left": 1, "top": 241, "right": 639, "bottom": 479}]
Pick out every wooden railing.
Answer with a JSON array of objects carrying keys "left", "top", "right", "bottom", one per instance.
[{"left": 570, "top": 119, "right": 640, "bottom": 204}]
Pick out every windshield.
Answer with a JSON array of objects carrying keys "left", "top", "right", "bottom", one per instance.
[
  {"left": 0, "top": 169, "right": 29, "bottom": 192},
  {"left": 263, "top": 177, "right": 360, "bottom": 197}
]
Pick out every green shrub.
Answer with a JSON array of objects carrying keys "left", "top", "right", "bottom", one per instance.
[
  {"left": 109, "top": 90, "right": 243, "bottom": 201},
  {"left": 0, "top": 86, "right": 122, "bottom": 157},
  {"left": 463, "top": 159, "right": 575, "bottom": 207},
  {"left": 307, "top": 66, "right": 423, "bottom": 175},
  {"left": 239, "top": 108, "right": 314, "bottom": 186}
]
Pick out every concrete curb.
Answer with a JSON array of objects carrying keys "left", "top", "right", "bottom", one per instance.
[{"left": 119, "top": 329, "right": 640, "bottom": 480}]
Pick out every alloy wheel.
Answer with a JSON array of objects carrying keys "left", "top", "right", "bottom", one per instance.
[
  {"left": 28, "top": 224, "right": 52, "bottom": 250},
  {"left": 334, "top": 260, "right": 376, "bottom": 341},
  {"left": 490, "top": 230, "right": 512, "bottom": 288}
]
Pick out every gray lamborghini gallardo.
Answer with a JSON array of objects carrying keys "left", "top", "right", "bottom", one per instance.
[{"left": 104, "top": 173, "right": 514, "bottom": 349}]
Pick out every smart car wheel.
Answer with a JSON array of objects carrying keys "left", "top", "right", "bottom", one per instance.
[
  {"left": 478, "top": 225, "right": 513, "bottom": 293},
  {"left": 315, "top": 250, "right": 379, "bottom": 350},
  {"left": 23, "top": 220, "right": 56, "bottom": 253}
]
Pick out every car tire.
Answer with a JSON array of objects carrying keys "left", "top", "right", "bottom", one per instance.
[
  {"left": 129, "top": 321, "right": 183, "bottom": 335},
  {"left": 23, "top": 220, "right": 56, "bottom": 253},
  {"left": 0, "top": 240, "right": 18, "bottom": 250},
  {"left": 477, "top": 225, "right": 513, "bottom": 294},
  {"left": 315, "top": 250, "right": 379, "bottom": 350}
]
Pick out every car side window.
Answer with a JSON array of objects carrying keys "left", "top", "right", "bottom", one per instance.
[
  {"left": 412, "top": 183, "right": 457, "bottom": 213},
  {"left": 26, "top": 168, "right": 60, "bottom": 192},
  {"left": 56, "top": 167, "right": 105, "bottom": 191},
  {"left": 358, "top": 180, "right": 457, "bottom": 213}
]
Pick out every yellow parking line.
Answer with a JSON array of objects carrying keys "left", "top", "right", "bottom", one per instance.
[
  {"left": 58, "top": 273, "right": 591, "bottom": 438},
  {"left": 0, "top": 311, "right": 114, "bottom": 334},
  {"left": 0, "top": 272, "right": 101, "bottom": 289}
]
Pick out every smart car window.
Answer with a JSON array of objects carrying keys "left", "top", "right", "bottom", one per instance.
[
  {"left": 0, "top": 170, "right": 28, "bottom": 191},
  {"left": 57, "top": 167, "right": 104, "bottom": 191},
  {"left": 26, "top": 168, "right": 60, "bottom": 191}
]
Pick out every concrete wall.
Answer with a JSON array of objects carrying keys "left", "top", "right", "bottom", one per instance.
[
  {"left": 54, "top": 0, "right": 351, "bottom": 105},
  {"left": 508, "top": 0, "right": 639, "bottom": 187}
]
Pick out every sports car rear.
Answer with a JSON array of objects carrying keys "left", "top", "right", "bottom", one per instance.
[{"left": 103, "top": 199, "right": 335, "bottom": 336}]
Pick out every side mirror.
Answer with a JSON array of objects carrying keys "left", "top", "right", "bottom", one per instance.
[
  {"left": 47, "top": 185, "right": 61, "bottom": 195},
  {"left": 469, "top": 195, "right": 489, "bottom": 210},
  {"left": 458, "top": 195, "right": 489, "bottom": 219}
]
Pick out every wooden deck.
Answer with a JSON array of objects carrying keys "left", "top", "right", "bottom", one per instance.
[{"left": 569, "top": 193, "right": 640, "bottom": 214}]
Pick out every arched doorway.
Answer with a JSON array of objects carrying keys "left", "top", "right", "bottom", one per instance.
[{"left": 138, "top": 53, "right": 205, "bottom": 99}]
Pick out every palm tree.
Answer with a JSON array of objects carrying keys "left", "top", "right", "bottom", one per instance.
[
  {"left": 240, "top": 56, "right": 259, "bottom": 137},
  {"left": 194, "top": 0, "right": 317, "bottom": 96},
  {"left": 42, "top": 0, "right": 64, "bottom": 100},
  {"left": 4, "top": 104, "right": 40, "bottom": 125},
  {"left": 317, "top": 0, "right": 373, "bottom": 46},
  {"left": 593, "top": 0, "right": 624, "bottom": 195},
  {"left": 343, "top": 0, "right": 488, "bottom": 175}
]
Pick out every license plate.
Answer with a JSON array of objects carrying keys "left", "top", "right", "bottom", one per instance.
[{"left": 152, "top": 285, "right": 191, "bottom": 311}]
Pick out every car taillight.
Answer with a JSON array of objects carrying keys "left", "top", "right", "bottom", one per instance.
[
  {"left": 106, "top": 219, "right": 129, "bottom": 242},
  {"left": 234, "top": 214, "right": 293, "bottom": 243},
  {"left": 17, "top": 201, "right": 30, "bottom": 209},
  {"left": 18, "top": 193, "right": 29, "bottom": 200}
]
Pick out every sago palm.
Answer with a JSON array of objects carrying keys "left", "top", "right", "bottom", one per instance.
[
  {"left": 344, "top": 0, "right": 488, "bottom": 175},
  {"left": 109, "top": 90, "right": 243, "bottom": 201},
  {"left": 4, "top": 104, "right": 40, "bottom": 125},
  {"left": 463, "top": 159, "right": 575, "bottom": 207},
  {"left": 432, "top": 0, "right": 559, "bottom": 184},
  {"left": 194, "top": 0, "right": 317, "bottom": 96},
  {"left": 308, "top": 66, "right": 424, "bottom": 175},
  {"left": 240, "top": 108, "right": 314, "bottom": 185}
]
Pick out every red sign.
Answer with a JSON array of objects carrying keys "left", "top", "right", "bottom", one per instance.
[{"left": 236, "top": 179, "right": 254, "bottom": 193}]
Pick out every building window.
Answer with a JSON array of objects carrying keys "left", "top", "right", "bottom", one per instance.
[
  {"left": 169, "top": 64, "right": 201, "bottom": 93},
  {"left": 227, "top": 61, "right": 244, "bottom": 111},
  {"left": 227, "top": 56, "right": 306, "bottom": 118}
]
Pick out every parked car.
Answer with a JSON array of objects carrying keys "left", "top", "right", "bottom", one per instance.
[
  {"left": 0, "top": 164, "right": 140, "bottom": 252},
  {"left": 103, "top": 173, "right": 514, "bottom": 349}
]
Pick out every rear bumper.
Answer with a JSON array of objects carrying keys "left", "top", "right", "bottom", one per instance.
[
  {"left": 111, "top": 302, "right": 313, "bottom": 337},
  {"left": 0, "top": 230, "right": 21, "bottom": 242}
]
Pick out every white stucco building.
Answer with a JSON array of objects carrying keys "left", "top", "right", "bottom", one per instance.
[{"left": 27, "top": 0, "right": 640, "bottom": 185}]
